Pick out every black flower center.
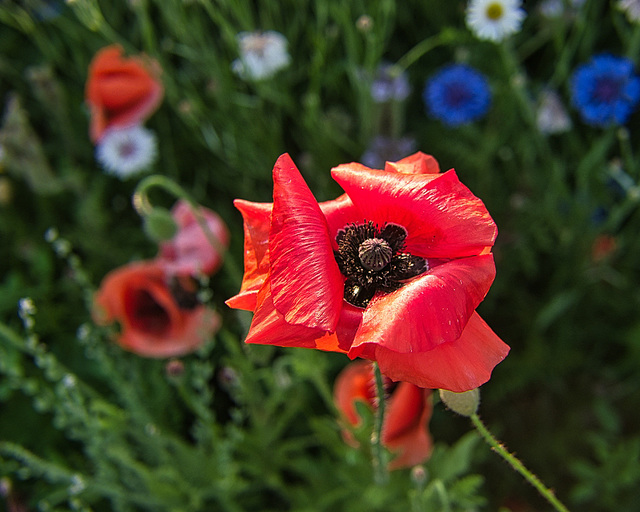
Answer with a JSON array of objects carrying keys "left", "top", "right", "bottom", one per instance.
[{"left": 334, "top": 221, "right": 428, "bottom": 308}]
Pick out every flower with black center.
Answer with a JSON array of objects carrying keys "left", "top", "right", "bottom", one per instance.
[
  {"left": 570, "top": 53, "right": 640, "bottom": 127},
  {"left": 93, "top": 261, "right": 220, "bottom": 358},
  {"left": 227, "top": 152, "right": 509, "bottom": 391}
]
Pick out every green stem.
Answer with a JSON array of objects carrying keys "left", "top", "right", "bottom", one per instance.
[
  {"left": 371, "top": 361, "right": 388, "bottom": 485},
  {"left": 132, "top": 175, "right": 243, "bottom": 284},
  {"left": 470, "top": 414, "right": 570, "bottom": 512},
  {"left": 392, "top": 30, "right": 461, "bottom": 76}
]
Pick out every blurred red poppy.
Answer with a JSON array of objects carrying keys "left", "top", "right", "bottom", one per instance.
[
  {"left": 157, "top": 200, "right": 230, "bottom": 277},
  {"left": 93, "top": 260, "right": 219, "bottom": 357},
  {"left": 334, "top": 360, "right": 433, "bottom": 470},
  {"left": 227, "top": 152, "right": 509, "bottom": 391},
  {"left": 86, "top": 44, "right": 163, "bottom": 143}
]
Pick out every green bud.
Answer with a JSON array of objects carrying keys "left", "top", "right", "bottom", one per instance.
[
  {"left": 439, "top": 388, "right": 480, "bottom": 417},
  {"left": 143, "top": 207, "right": 178, "bottom": 242}
]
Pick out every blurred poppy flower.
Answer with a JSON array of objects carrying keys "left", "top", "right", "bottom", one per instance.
[
  {"left": 93, "top": 260, "right": 219, "bottom": 357},
  {"left": 227, "top": 152, "right": 509, "bottom": 392},
  {"left": 158, "top": 200, "right": 230, "bottom": 277},
  {"left": 334, "top": 360, "right": 433, "bottom": 470},
  {"left": 86, "top": 45, "right": 163, "bottom": 143}
]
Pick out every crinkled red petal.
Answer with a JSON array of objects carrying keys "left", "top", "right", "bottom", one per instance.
[
  {"left": 226, "top": 199, "right": 272, "bottom": 311},
  {"left": 350, "top": 254, "right": 496, "bottom": 355},
  {"left": 331, "top": 167, "right": 497, "bottom": 259},
  {"left": 269, "top": 154, "right": 344, "bottom": 331},
  {"left": 373, "top": 312, "right": 510, "bottom": 392},
  {"left": 384, "top": 151, "right": 440, "bottom": 175},
  {"left": 244, "top": 278, "right": 325, "bottom": 348}
]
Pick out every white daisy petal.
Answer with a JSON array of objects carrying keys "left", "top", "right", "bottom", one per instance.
[
  {"left": 232, "top": 30, "right": 291, "bottom": 81},
  {"left": 466, "top": 0, "right": 526, "bottom": 42},
  {"left": 96, "top": 125, "right": 157, "bottom": 179},
  {"left": 619, "top": 0, "right": 640, "bottom": 23}
]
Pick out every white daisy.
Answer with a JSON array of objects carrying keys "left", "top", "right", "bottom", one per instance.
[
  {"left": 619, "top": 0, "right": 640, "bottom": 23},
  {"left": 96, "top": 125, "right": 157, "bottom": 179},
  {"left": 466, "top": 0, "right": 526, "bottom": 42},
  {"left": 232, "top": 30, "right": 291, "bottom": 81}
]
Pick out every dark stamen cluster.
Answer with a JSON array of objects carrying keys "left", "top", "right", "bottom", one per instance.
[
  {"left": 169, "top": 276, "right": 200, "bottom": 310},
  {"left": 334, "top": 221, "right": 428, "bottom": 308}
]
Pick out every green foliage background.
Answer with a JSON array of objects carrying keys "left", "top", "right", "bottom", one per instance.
[{"left": 1, "top": 0, "right": 640, "bottom": 510}]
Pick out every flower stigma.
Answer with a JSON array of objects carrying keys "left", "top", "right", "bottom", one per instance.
[
  {"left": 335, "top": 221, "right": 428, "bottom": 308},
  {"left": 358, "top": 238, "right": 393, "bottom": 271}
]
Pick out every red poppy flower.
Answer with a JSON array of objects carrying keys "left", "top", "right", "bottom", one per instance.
[
  {"left": 93, "top": 260, "right": 220, "bottom": 357},
  {"left": 226, "top": 152, "right": 509, "bottom": 392},
  {"left": 157, "top": 200, "right": 230, "bottom": 277},
  {"left": 86, "top": 44, "right": 163, "bottom": 143},
  {"left": 334, "top": 360, "right": 433, "bottom": 470}
]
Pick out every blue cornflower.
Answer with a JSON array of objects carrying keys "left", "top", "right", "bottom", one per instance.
[
  {"left": 570, "top": 54, "right": 640, "bottom": 127},
  {"left": 423, "top": 64, "right": 492, "bottom": 126}
]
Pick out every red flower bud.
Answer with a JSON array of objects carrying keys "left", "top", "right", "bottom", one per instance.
[{"left": 85, "top": 45, "right": 163, "bottom": 143}]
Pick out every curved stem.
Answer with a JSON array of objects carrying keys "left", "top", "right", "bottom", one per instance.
[
  {"left": 371, "top": 361, "right": 389, "bottom": 485},
  {"left": 133, "top": 175, "right": 243, "bottom": 284},
  {"left": 470, "top": 414, "right": 570, "bottom": 512},
  {"left": 391, "top": 29, "right": 463, "bottom": 76}
]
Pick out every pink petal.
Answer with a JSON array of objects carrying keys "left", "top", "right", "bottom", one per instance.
[
  {"left": 158, "top": 200, "right": 229, "bottom": 277},
  {"left": 331, "top": 168, "right": 497, "bottom": 259},
  {"left": 350, "top": 254, "right": 496, "bottom": 355},
  {"left": 269, "top": 154, "right": 344, "bottom": 331},
  {"left": 374, "top": 312, "right": 510, "bottom": 392}
]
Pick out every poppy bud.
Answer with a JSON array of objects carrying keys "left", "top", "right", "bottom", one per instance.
[
  {"left": 143, "top": 207, "right": 178, "bottom": 242},
  {"left": 439, "top": 387, "right": 480, "bottom": 417}
]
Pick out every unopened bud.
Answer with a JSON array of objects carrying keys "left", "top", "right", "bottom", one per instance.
[
  {"left": 439, "top": 388, "right": 480, "bottom": 417},
  {"left": 410, "top": 465, "right": 428, "bottom": 487},
  {"left": 165, "top": 359, "right": 185, "bottom": 378},
  {"left": 143, "top": 207, "right": 177, "bottom": 242}
]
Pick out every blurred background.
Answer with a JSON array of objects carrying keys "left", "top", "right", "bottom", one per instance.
[{"left": 1, "top": 0, "right": 640, "bottom": 510}]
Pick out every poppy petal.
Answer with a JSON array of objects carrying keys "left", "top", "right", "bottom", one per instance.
[
  {"left": 319, "top": 193, "right": 363, "bottom": 249},
  {"left": 350, "top": 254, "right": 496, "bottom": 355},
  {"left": 86, "top": 45, "right": 163, "bottom": 142},
  {"left": 226, "top": 199, "right": 273, "bottom": 311},
  {"left": 331, "top": 167, "right": 497, "bottom": 258},
  {"left": 374, "top": 312, "right": 510, "bottom": 392},
  {"left": 269, "top": 154, "right": 344, "bottom": 331},
  {"left": 383, "top": 383, "right": 433, "bottom": 469},
  {"left": 244, "top": 278, "right": 326, "bottom": 348},
  {"left": 384, "top": 151, "right": 441, "bottom": 175}
]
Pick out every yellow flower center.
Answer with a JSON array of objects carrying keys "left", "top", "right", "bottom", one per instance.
[{"left": 486, "top": 2, "right": 504, "bottom": 20}]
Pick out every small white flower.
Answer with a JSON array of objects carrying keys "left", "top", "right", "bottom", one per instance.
[
  {"left": 466, "top": 0, "right": 526, "bottom": 42},
  {"left": 619, "top": 0, "right": 640, "bottom": 23},
  {"left": 232, "top": 30, "right": 291, "bottom": 81},
  {"left": 536, "top": 90, "right": 572, "bottom": 134},
  {"left": 96, "top": 125, "right": 157, "bottom": 179}
]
